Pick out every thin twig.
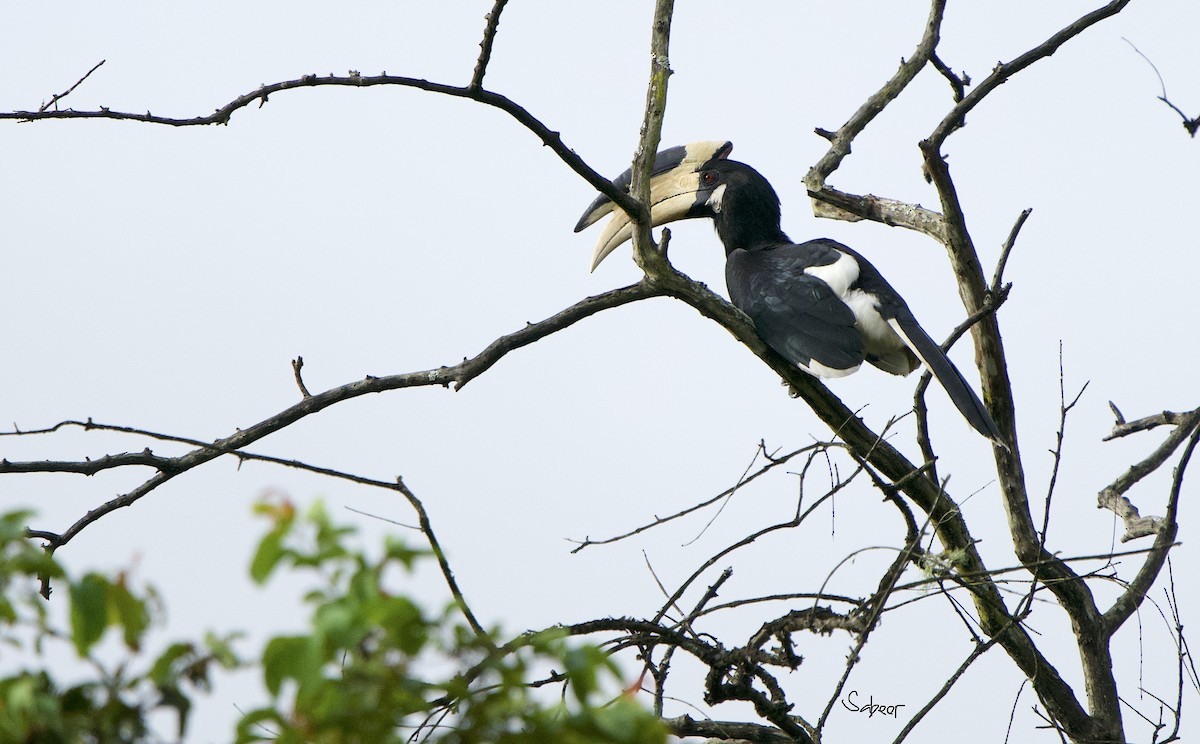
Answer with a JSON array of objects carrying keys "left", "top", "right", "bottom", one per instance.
[
  {"left": 929, "top": 0, "right": 1133, "bottom": 144},
  {"left": 992, "top": 208, "right": 1032, "bottom": 292},
  {"left": 568, "top": 443, "right": 819, "bottom": 553},
  {"left": 291, "top": 356, "right": 312, "bottom": 399},
  {"left": 1123, "top": 38, "right": 1199, "bottom": 137},
  {"left": 1012, "top": 346, "right": 1087, "bottom": 621},
  {"left": 1040, "top": 345, "right": 1089, "bottom": 546},
  {"left": 893, "top": 638, "right": 1001, "bottom": 744},
  {"left": 650, "top": 456, "right": 868, "bottom": 627},
  {"left": 470, "top": 1, "right": 509, "bottom": 89},
  {"left": 395, "top": 477, "right": 493, "bottom": 646},
  {"left": 930, "top": 52, "right": 970, "bottom": 102},
  {"left": 38, "top": 60, "right": 105, "bottom": 113}
]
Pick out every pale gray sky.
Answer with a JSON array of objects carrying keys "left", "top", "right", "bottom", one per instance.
[{"left": 2, "top": 2, "right": 1197, "bottom": 741}]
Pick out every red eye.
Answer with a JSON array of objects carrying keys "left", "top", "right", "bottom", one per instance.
[{"left": 701, "top": 171, "right": 717, "bottom": 185}]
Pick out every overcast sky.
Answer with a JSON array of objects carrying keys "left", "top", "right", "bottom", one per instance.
[{"left": 2, "top": 2, "right": 1197, "bottom": 741}]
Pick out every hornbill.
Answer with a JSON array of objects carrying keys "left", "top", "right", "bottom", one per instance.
[{"left": 575, "top": 141, "right": 1003, "bottom": 443}]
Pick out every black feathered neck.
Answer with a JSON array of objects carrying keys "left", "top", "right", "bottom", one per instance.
[{"left": 704, "top": 160, "right": 791, "bottom": 254}]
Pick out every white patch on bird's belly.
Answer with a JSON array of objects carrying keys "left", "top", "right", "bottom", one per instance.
[
  {"left": 805, "top": 358, "right": 860, "bottom": 378},
  {"left": 706, "top": 183, "right": 726, "bottom": 212},
  {"left": 803, "top": 250, "right": 859, "bottom": 298},
  {"left": 843, "top": 289, "right": 912, "bottom": 374},
  {"left": 843, "top": 290, "right": 891, "bottom": 342}
]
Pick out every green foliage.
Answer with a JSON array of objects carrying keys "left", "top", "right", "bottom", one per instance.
[
  {"left": 237, "top": 499, "right": 665, "bottom": 743},
  {"left": 0, "top": 503, "right": 666, "bottom": 743},
  {"left": 0, "top": 517, "right": 241, "bottom": 743}
]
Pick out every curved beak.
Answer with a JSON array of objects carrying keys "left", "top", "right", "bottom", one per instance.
[{"left": 576, "top": 140, "right": 732, "bottom": 271}]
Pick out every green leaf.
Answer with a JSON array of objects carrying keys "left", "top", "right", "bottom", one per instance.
[
  {"left": 250, "top": 528, "right": 287, "bottom": 585},
  {"left": 204, "top": 631, "right": 244, "bottom": 669},
  {"left": 382, "top": 536, "right": 425, "bottom": 570},
  {"left": 6, "top": 548, "right": 64, "bottom": 580},
  {"left": 262, "top": 635, "right": 322, "bottom": 697},
  {"left": 313, "top": 601, "right": 360, "bottom": 648},
  {"left": 235, "top": 707, "right": 286, "bottom": 743},
  {"left": 0, "top": 510, "right": 35, "bottom": 542},
  {"left": 591, "top": 698, "right": 668, "bottom": 744},
  {"left": 378, "top": 596, "right": 427, "bottom": 656},
  {"left": 156, "top": 682, "right": 193, "bottom": 740},
  {"left": 69, "top": 573, "right": 110, "bottom": 656},
  {"left": 109, "top": 578, "right": 150, "bottom": 651},
  {"left": 150, "top": 642, "right": 196, "bottom": 687},
  {"left": 563, "top": 646, "right": 614, "bottom": 704}
]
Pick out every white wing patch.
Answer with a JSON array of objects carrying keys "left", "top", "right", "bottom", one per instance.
[{"left": 803, "top": 251, "right": 859, "bottom": 298}]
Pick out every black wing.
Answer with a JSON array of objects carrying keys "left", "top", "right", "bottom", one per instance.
[{"left": 726, "top": 241, "right": 864, "bottom": 377}]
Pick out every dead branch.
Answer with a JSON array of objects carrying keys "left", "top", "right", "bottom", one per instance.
[
  {"left": 918, "top": 6, "right": 1134, "bottom": 738},
  {"left": 38, "top": 60, "right": 105, "bottom": 112},
  {"left": 2, "top": 72, "right": 646, "bottom": 224},
  {"left": 6, "top": 282, "right": 662, "bottom": 553},
  {"left": 664, "top": 715, "right": 795, "bottom": 744},
  {"left": 568, "top": 442, "right": 823, "bottom": 553},
  {"left": 470, "top": 0, "right": 509, "bottom": 90},
  {"left": 1102, "top": 424, "right": 1196, "bottom": 635},
  {"left": 1124, "top": 38, "right": 1200, "bottom": 138},
  {"left": 1106, "top": 404, "right": 1200, "bottom": 441},
  {"left": 804, "top": 0, "right": 949, "bottom": 237},
  {"left": 1097, "top": 408, "right": 1200, "bottom": 542}
]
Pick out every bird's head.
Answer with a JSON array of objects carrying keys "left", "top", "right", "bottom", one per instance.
[
  {"left": 575, "top": 140, "right": 732, "bottom": 271},
  {"left": 577, "top": 141, "right": 788, "bottom": 268}
]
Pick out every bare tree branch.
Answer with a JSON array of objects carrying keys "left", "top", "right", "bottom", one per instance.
[
  {"left": 930, "top": 51, "right": 970, "bottom": 103},
  {"left": 629, "top": 0, "right": 676, "bottom": 275},
  {"left": 470, "top": 0, "right": 509, "bottom": 90},
  {"left": 38, "top": 60, "right": 105, "bottom": 112},
  {"left": 1097, "top": 408, "right": 1200, "bottom": 542},
  {"left": 917, "top": 6, "right": 1136, "bottom": 738},
  {"left": 804, "top": 0, "right": 949, "bottom": 239},
  {"left": 394, "top": 477, "right": 494, "bottom": 647},
  {"left": 1106, "top": 405, "right": 1200, "bottom": 441},
  {"left": 893, "top": 638, "right": 1001, "bottom": 744},
  {"left": 2, "top": 4, "right": 1185, "bottom": 742},
  {"left": 1102, "top": 423, "right": 1197, "bottom": 635},
  {"left": 291, "top": 356, "right": 312, "bottom": 399},
  {"left": 1, "top": 72, "right": 646, "bottom": 223},
  {"left": 6, "top": 282, "right": 662, "bottom": 552},
  {"left": 568, "top": 442, "right": 820, "bottom": 553},
  {"left": 1124, "top": 38, "right": 1200, "bottom": 138},
  {"left": 664, "top": 714, "right": 795, "bottom": 744},
  {"left": 928, "top": 0, "right": 1133, "bottom": 145}
]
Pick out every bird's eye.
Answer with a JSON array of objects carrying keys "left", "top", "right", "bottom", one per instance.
[{"left": 701, "top": 171, "right": 718, "bottom": 185}]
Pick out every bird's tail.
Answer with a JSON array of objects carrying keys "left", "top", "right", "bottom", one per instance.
[{"left": 888, "top": 314, "right": 1006, "bottom": 446}]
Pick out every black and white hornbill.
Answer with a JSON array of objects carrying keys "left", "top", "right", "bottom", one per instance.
[{"left": 575, "top": 140, "right": 1003, "bottom": 443}]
